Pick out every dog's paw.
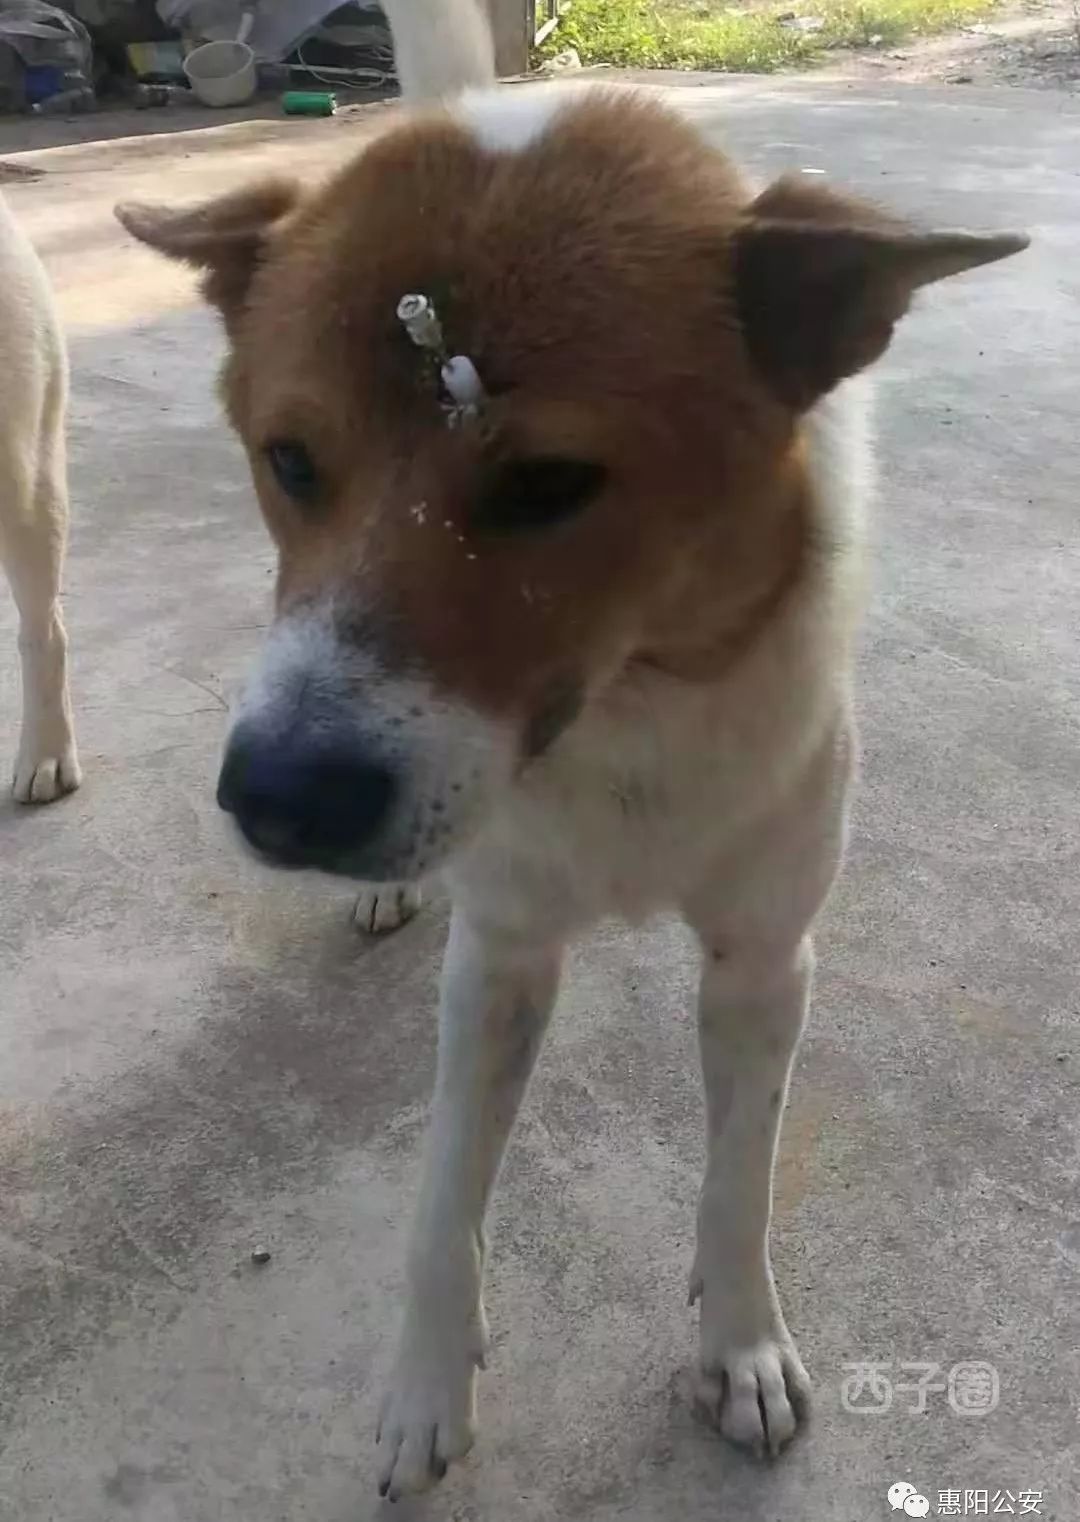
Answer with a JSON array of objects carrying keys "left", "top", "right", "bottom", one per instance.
[
  {"left": 375, "top": 1319, "right": 486, "bottom": 1500},
  {"left": 352, "top": 882, "right": 422, "bottom": 936},
  {"left": 12, "top": 737, "right": 81, "bottom": 805},
  {"left": 694, "top": 1322, "right": 810, "bottom": 1457}
]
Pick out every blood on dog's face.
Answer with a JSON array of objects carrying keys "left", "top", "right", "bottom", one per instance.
[{"left": 117, "top": 88, "right": 1025, "bottom": 881}]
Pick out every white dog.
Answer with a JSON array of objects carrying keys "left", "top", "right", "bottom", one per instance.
[
  {"left": 117, "top": 0, "right": 1026, "bottom": 1499},
  {"left": 1, "top": 191, "right": 79, "bottom": 804}
]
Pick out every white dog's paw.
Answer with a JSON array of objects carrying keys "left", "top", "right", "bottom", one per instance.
[
  {"left": 694, "top": 1294, "right": 810, "bottom": 1456},
  {"left": 352, "top": 882, "right": 422, "bottom": 936},
  {"left": 12, "top": 735, "right": 81, "bottom": 805},
  {"left": 375, "top": 1318, "right": 486, "bottom": 1500}
]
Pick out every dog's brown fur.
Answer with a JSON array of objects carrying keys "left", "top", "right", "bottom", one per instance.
[{"left": 119, "top": 92, "right": 1016, "bottom": 729}]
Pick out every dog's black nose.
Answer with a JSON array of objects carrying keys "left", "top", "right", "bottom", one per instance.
[{"left": 217, "top": 726, "right": 396, "bottom": 871}]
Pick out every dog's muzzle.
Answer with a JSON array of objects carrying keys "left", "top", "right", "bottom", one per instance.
[{"left": 217, "top": 721, "right": 397, "bottom": 874}]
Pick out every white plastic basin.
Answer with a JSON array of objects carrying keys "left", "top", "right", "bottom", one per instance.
[{"left": 183, "top": 38, "right": 256, "bottom": 106}]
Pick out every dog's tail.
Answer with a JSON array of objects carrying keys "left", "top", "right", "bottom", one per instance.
[{"left": 380, "top": 0, "right": 496, "bottom": 104}]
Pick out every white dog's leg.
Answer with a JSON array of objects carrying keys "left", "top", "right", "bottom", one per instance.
[
  {"left": 682, "top": 727, "right": 851, "bottom": 1456},
  {"left": 2, "top": 412, "right": 80, "bottom": 805},
  {"left": 687, "top": 934, "right": 815, "bottom": 1455},
  {"left": 376, "top": 908, "right": 560, "bottom": 1500}
]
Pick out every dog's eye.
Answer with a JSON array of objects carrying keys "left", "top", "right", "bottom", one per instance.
[
  {"left": 265, "top": 440, "right": 319, "bottom": 503},
  {"left": 474, "top": 457, "right": 607, "bottom": 534}
]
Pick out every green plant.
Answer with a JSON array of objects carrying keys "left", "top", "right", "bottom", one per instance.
[{"left": 538, "top": 0, "right": 996, "bottom": 74}]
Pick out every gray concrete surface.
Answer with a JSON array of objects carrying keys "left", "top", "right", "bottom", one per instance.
[{"left": 1, "top": 76, "right": 1078, "bottom": 1522}]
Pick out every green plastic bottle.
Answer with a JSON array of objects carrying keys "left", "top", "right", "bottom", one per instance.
[{"left": 281, "top": 91, "right": 336, "bottom": 117}]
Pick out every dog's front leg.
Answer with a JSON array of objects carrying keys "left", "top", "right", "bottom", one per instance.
[
  {"left": 376, "top": 907, "right": 560, "bottom": 1500},
  {"left": 682, "top": 728, "right": 850, "bottom": 1458},
  {"left": 687, "top": 935, "right": 814, "bottom": 1455},
  {"left": 2, "top": 453, "right": 80, "bottom": 805}
]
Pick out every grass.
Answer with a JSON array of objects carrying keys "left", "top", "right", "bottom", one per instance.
[{"left": 537, "top": 0, "right": 997, "bottom": 73}]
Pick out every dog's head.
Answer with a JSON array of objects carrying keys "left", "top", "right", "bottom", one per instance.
[{"left": 117, "top": 88, "right": 1025, "bottom": 882}]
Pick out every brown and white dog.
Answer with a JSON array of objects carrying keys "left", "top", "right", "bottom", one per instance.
[
  {"left": 116, "top": 0, "right": 1026, "bottom": 1500},
  {"left": 1, "top": 191, "right": 80, "bottom": 805}
]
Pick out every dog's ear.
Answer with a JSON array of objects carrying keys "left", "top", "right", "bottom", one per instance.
[
  {"left": 115, "top": 178, "right": 300, "bottom": 317},
  {"left": 734, "top": 175, "right": 1028, "bottom": 410}
]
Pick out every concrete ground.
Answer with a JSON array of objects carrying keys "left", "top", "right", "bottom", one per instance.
[{"left": 1, "top": 74, "right": 1078, "bottom": 1522}]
